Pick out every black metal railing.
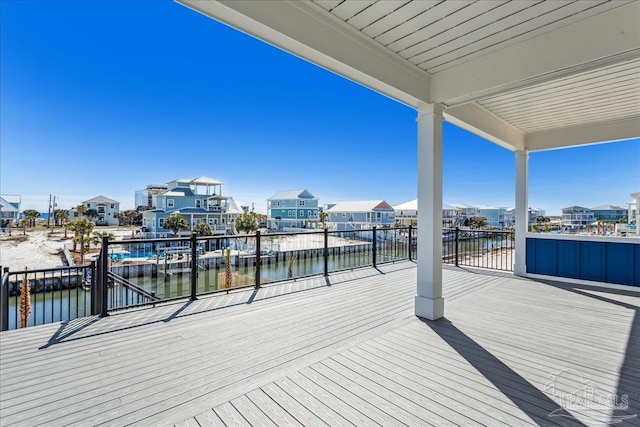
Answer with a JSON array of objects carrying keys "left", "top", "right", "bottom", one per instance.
[
  {"left": 442, "top": 227, "right": 514, "bottom": 271},
  {"left": 0, "top": 226, "right": 515, "bottom": 331},
  {"left": 0, "top": 263, "right": 96, "bottom": 331}
]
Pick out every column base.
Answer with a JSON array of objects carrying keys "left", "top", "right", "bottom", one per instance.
[
  {"left": 415, "top": 295, "right": 444, "bottom": 320},
  {"left": 514, "top": 263, "right": 527, "bottom": 277}
]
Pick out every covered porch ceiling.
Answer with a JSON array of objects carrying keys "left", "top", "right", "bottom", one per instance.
[{"left": 177, "top": 0, "right": 640, "bottom": 152}]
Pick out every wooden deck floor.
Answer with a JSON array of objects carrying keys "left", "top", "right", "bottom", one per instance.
[{"left": 1, "top": 262, "right": 638, "bottom": 426}]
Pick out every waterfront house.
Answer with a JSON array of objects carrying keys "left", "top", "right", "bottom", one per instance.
[
  {"left": 141, "top": 177, "right": 243, "bottom": 237},
  {"left": 451, "top": 204, "right": 480, "bottom": 221},
  {"left": 267, "top": 189, "right": 319, "bottom": 231},
  {"left": 592, "top": 204, "right": 628, "bottom": 223},
  {"left": 561, "top": 206, "right": 595, "bottom": 229},
  {"left": 393, "top": 199, "right": 461, "bottom": 227},
  {"left": 393, "top": 199, "right": 417, "bottom": 226},
  {"left": 475, "top": 205, "right": 510, "bottom": 228},
  {"left": 134, "top": 184, "right": 169, "bottom": 210},
  {"left": 0, "top": 195, "right": 20, "bottom": 227},
  {"left": 506, "top": 207, "right": 547, "bottom": 229},
  {"left": 327, "top": 200, "right": 395, "bottom": 230},
  {"left": 83, "top": 196, "right": 120, "bottom": 226}
]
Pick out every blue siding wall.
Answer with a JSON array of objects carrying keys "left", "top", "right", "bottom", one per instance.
[{"left": 526, "top": 238, "right": 639, "bottom": 286}]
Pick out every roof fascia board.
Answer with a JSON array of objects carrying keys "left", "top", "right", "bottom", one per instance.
[
  {"left": 176, "top": 0, "right": 430, "bottom": 107},
  {"left": 525, "top": 116, "right": 640, "bottom": 152},
  {"left": 430, "top": 1, "right": 640, "bottom": 106},
  {"left": 444, "top": 103, "right": 525, "bottom": 152}
]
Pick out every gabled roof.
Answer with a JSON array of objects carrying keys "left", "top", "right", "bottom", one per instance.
[
  {"left": 268, "top": 189, "right": 317, "bottom": 201},
  {"left": 0, "top": 196, "right": 19, "bottom": 212},
  {"left": 327, "top": 200, "right": 394, "bottom": 213},
  {"left": 225, "top": 198, "right": 245, "bottom": 215},
  {"left": 442, "top": 203, "right": 461, "bottom": 211},
  {"left": 562, "top": 206, "right": 592, "bottom": 211},
  {"left": 394, "top": 199, "right": 417, "bottom": 211},
  {"left": 451, "top": 203, "right": 478, "bottom": 209},
  {"left": 83, "top": 196, "right": 120, "bottom": 204},
  {"left": 591, "top": 204, "right": 626, "bottom": 211}
]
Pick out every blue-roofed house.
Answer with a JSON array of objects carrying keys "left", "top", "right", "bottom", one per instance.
[
  {"left": 327, "top": 200, "right": 395, "bottom": 230},
  {"left": 267, "top": 189, "right": 319, "bottom": 231},
  {"left": 140, "top": 177, "right": 243, "bottom": 237}
]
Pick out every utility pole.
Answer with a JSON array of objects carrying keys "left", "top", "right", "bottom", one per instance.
[{"left": 47, "top": 194, "right": 52, "bottom": 228}]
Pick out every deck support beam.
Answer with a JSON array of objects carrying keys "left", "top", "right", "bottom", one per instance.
[
  {"left": 514, "top": 150, "right": 529, "bottom": 276},
  {"left": 415, "top": 104, "right": 444, "bottom": 320}
]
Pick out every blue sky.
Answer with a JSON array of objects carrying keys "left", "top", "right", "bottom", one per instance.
[{"left": 1, "top": 1, "right": 638, "bottom": 216}]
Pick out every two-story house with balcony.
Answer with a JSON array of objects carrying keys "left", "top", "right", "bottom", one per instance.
[
  {"left": 327, "top": 200, "right": 395, "bottom": 231},
  {"left": 83, "top": 196, "right": 120, "bottom": 226},
  {"left": 505, "top": 207, "right": 546, "bottom": 229},
  {"left": 267, "top": 189, "right": 319, "bottom": 231},
  {"left": 561, "top": 206, "right": 595, "bottom": 229},
  {"left": 393, "top": 199, "right": 462, "bottom": 228},
  {"left": 140, "top": 177, "right": 243, "bottom": 237},
  {"left": 591, "top": 204, "right": 628, "bottom": 223}
]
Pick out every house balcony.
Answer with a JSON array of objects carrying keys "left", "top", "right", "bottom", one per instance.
[
  {"left": 207, "top": 205, "right": 226, "bottom": 213},
  {"left": 1, "top": 261, "right": 637, "bottom": 426}
]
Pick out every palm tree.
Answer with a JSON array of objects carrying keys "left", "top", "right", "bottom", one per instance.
[
  {"left": 163, "top": 214, "right": 189, "bottom": 237},
  {"left": 75, "top": 204, "right": 88, "bottom": 217},
  {"left": 23, "top": 209, "right": 40, "bottom": 227},
  {"left": 193, "top": 222, "right": 213, "bottom": 236},
  {"left": 68, "top": 217, "right": 94, "bottom": 263},
  {"left": 319, "top": 211, "right": 328, "bottom": 228},
  {"left": 236, "top": 212, "right": 258, "bottom": 237},
  {"left": 92, "top": 231, "right": 115, "bottom": 248}
]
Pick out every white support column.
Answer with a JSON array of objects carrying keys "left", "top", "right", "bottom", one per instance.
[
  {"left": 514, "top": 150, "right": 529, "bottom": 276},
  {"left": 415, "top": 104, "right": 444, "bottom": 321}
]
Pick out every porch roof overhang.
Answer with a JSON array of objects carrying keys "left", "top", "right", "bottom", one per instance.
[{"left": 176, "top": 0, "right": 640, "bottom": 152}]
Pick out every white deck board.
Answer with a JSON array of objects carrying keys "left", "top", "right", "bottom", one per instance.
[{"left": 1, "top": 262, "right": 637, "bottom": 426}]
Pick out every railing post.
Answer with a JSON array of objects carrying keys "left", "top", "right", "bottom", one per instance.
[
  {"left": 190, "top": 233, "right": 198, "bottom": 300},
  {"left": 100, "top": 236, "right": 109, "bottom": 317},
  {"left": 408, "top": 225, "right": 412, "bottom": 261},
  {"left": 323, "top": 228, "right": 328, "bottom": 276},
  {"left": 455, "top": 226, "right": 459, "bottom": 267},
  {"left": 255, "top": 230, "right": 261, "bottom": 289},
  {"left": 90, "top": 261, "right": 96, "bottom": 315},
  {"left": 0, "top": 266, "right": 9, "bottom": 331},
  {"left": 372, "top": 226, "right": 377, "bottom": 268}
]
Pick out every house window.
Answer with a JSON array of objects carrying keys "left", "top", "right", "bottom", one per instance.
[
  {"left": 110, "top": 204, "right": 115, "bottom": 209},
  {"left": 152, "top": 219, "right": 156, "bottom": 228},
  {"left": 167, "top": 199, "right": 174, "bottom": 208},
  {"left": 308, "top": 210, "right": 312, "bottom": 217},
  {"left": 342, "top": 212, "right": 346, "bottom": 218},
  {"left": 196, "top": 200, "right": 202, "bottom": 208},
  {"left": 276, "top": 201, "right": 281, "bottom": 207},
  {"left": 300, "top": 200, "right": 305, "bottom": 207},
  {"left": 288, "top": 210, "right": 292, "bottom": 217},
  {"left": 159, "top": 218, "right": 164, "bottom": 228}
]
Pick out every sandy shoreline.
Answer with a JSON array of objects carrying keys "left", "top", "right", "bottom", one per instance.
[{"left": 0, "top": 227, "right": 134, "bottom": 272}]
